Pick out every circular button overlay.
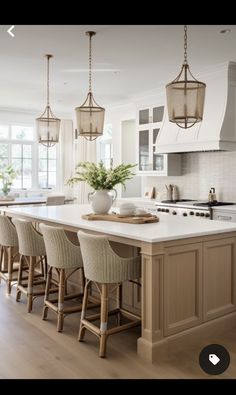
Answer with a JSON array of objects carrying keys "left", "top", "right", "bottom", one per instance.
[{"left": 199, "top": 344, "right": 230, "bottom": 375}]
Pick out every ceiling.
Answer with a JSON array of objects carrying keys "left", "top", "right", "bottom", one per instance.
[{"left": 0, "top": 24, "right": 236, "bottom": 116}]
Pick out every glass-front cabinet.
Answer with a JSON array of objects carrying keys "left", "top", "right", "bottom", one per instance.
[{"left": 137, "top": 105, "right": 181, "bottom": 176}]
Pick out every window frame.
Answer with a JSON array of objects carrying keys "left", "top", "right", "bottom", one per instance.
[
  {"left": 97, "top": 124, "right": 113, "bottom": 169},
  {"left": 0, "top": 122, "right": 59, "bottom": 191}
]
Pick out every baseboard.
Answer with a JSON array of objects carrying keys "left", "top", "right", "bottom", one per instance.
[{"left": 138, "top": 312, "right": 236, "bottom": 363}]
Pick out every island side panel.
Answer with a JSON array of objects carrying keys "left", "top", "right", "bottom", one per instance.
[
  {"left": 137, "top": 242, "right": 164, "bottom": 362},
  {"left": 164, "top": 242, "right": 203, "bottom": 336},
  {"left": 203, "top": 236, "right": 236, "bottom": 321}
]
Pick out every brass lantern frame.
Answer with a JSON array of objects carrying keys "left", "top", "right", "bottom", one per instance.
[
  {"left": 36, "top": 54, "right": 61, "bottom": 147},
  {"left": 75, "top": 31, "right": 105, "bottom": 141},
  {"left": 166, "top": 25, "right": 206, "bottom": 129}
]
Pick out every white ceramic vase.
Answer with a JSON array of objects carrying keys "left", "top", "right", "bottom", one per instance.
[{"left": 88, "top": 189, "right": 117, "bottom": 214}]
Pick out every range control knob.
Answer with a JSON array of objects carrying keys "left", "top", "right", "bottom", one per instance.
[
  {"left": 157, "top": 208, "right": 161, "bottom": 211},
  {"left": 195, "top": 212, "right": 200, "bottom": 216},
  {"left": 205, "top": 213, "right": 210, "bottom": 218},
  {"left": 161, "top": 208, "right": 166, "bottom": 212},
  {"left": 183, "top": 212, "right": 187, "bottom": 216},
  {"left": 189, "top": 211, "right": 194, "bottom": 215},
  {"left": 165, "top": 209, "right": 170, "bottom": 213},
  {"left": 172, "top": 211, "right": 177, "bottom": 215},
  {"left": 200, "top": 213, "right": 205, "bottom": 217}
]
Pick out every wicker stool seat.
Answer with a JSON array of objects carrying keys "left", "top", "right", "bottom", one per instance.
[
  {"left": 0, "top": 215, "right": 21, "bottom": 294},
  {"left": 77, "top": 231, "right": 141, "bottom": 358},
  {"left": 40, "top": 224, "right": 87, "bottom": 332},
  {"left": 13, "top": 218, "right": 53, "bottom": 312}
]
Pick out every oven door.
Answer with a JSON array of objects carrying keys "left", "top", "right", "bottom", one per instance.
[{"left": 212, "top": 210, "right": 236, "bottom": 222}]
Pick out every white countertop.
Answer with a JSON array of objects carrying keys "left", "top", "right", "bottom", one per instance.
[{"left": 2, "top": 204, "right": 236, "bottom": 243}]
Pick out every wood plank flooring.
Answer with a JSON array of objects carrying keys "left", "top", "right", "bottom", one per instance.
[{"left": 0, "top": 284, "right": 236, "bottom": 379}]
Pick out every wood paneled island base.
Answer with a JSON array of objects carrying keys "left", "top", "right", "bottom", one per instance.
[
  {"left": 139, "top": 234, "right": 236, "bottom": 362},
  {"left": 2, "top": 205, "right": 236, "bottom": 363}
]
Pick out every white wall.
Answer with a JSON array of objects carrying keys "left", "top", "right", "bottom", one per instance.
[
  {"left": 0, "top": 109, "right": 37, "bottom": 125},
  {"left": 0, "top": 108, "right": 71, "bottom": 124},
  {"left": 104, "top": 103, "right": 136, "bottom": 197},
  {"left": 105, "top": 103, "right": 135, "bottom": 166},
  {"left": 121, "top": 120, "right": 141, "bottom": 197}
]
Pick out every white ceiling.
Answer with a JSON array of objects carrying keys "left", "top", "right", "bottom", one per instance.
[{"left": 0, "top": 24, "right": 236, "bottom": 116}]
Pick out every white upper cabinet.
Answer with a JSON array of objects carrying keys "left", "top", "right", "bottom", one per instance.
[
  {"left": 155, "top": 62, "right": 236, "bottom": 153},
  {"left": 137, "top": 104, "right": 181, "bottom": 176}
]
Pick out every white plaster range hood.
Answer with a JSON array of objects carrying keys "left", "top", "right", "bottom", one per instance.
[{"left": 155, "top": 61, "right": 236, "bottom": 153}]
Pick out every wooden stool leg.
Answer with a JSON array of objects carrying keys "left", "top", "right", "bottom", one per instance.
[
  {"left": 16, "top": 255, "right": 24, "bottom": 301},
  {"left": 65, "top": 278, "right": 68, "bottom": 296},
  {"left": 57, "top": 269, "right": 65, "bottom": 332},
  {"left": 42, "top": 266, "right": 52, "bottom": 320},
  {"left": 7, "top": 247, "right": 13, "bottom": 294},
  {"left": 27, "top": 256, "right": 35, "bottom": 313},
  {"left": 2, "top": 246, "right": 8, "bottom": 272},
  {"left": 81, "top": 267, "right": 85, "bottom": 291},
  {"left": 0, "top": 246, "right": 3, "bottom": 284},
  {"left": 99, "top": 284, "right": 109, "bottom": 358},
  {"left": 39, "top": 256, "right": 44, "bottom": 277},
  {"left": 117, "top": 283, "right": 122, "bottom": 326},
  {"left": 78, "top": 279, "right": 90, "bottom": 341},
  {"left": 44, "top": 256, "right": 48, "bottom": 280}
]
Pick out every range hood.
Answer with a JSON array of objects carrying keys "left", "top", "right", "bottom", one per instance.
[{"left": 155, "top": 61, "right": 236, "bottom": 153}]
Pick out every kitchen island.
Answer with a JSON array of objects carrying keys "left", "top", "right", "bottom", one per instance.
[{"left": 2, "top": 204, "right": 236, "bottom": 363}]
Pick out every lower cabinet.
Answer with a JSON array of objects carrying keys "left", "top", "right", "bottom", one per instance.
[
  {"left": 163, "top": 236, "right": 236, "bottom": 336},
  {"left": 203, "top": 237, "right": 236, "bottom": 321},
  {"left": 164, "top": 243, "right": 203, "bottom": 336},
  {"left": 122, "top": 279, "right": 141, "bottom": 315}
]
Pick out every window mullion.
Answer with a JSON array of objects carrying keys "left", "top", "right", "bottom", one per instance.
[{"left": 21, "top": 144, "right": 23, "bottom": 189}]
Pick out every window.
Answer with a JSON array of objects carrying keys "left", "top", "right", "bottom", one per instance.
[
  {"left": 38, "top": 145, "right": 57, "bottom": 188},
  {"left": 0, "top": 124, "right": 58, "bottom": 190},
  {"left": 98, "top": 124, "right": 113, "bottom": 169},
  {"left": 12, "top": 143, "right": 32, "bottom": 189}
]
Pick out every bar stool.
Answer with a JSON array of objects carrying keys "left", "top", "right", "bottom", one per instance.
[
  {"left": 77, "top": 231, "right": 141, "bottom": 358},
  {"left": 0, "top": 215, "right": 19, "bottom": 294},
  {"left": 13, "top": 218, "right": 50, "bottom": 312},
  {"left": 39, "top": 223, "right": 86, "bottom": 332}
]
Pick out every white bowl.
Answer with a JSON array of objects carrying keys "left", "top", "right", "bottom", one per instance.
[
  {"left": 119, "top": 202, "right": 136, "bottom": 215},
  {"left": 135, "top": 208, "right": 147, "bottom": 215}
]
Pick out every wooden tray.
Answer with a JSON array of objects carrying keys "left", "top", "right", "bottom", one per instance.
[{"left": 82, "top": 213, "right": 159, "bottom": 224}]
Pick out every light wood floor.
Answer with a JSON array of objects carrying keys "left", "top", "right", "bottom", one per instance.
[{"left": 1, "top": 284, "right": 236, "bottom": 379}]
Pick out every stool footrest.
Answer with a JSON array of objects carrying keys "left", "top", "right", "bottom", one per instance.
[
  {"left": 81, "top": 308, "right": 141, "bottom": 336},
  {"left": 44, "top": 300, "right": 83, "bottom": 314},
  {"left": 46, "top": 292, "right": 83, "bottom": 304}
]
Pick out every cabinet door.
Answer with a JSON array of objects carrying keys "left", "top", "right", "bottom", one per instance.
[
  {"left": 122, "top": 280, "right": 141, "bottom": 315},
  {"left": 203, "top": 237, "right": 236, "bottom": 321},
  {"left": 139, "top": 109, "right": 150, "bottom": 125},
  {"left": 153, "top": 106, "right": 164, "bottom": 123},
  {"left": 139, "top": 129, "right": 150, "bottom": 171},
  {"left": 164, "top": 243, "right": 203, "bottom": 335},
  {"left": 139, "top": 105, "right": 164, "bottom": 126},
  {"left": 152, "top": 128, "right": 164, "bottom": 172}
]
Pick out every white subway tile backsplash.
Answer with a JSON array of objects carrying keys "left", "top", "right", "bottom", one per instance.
[{"left": 143, "top": 151, "right": 236, "bottom": 202}]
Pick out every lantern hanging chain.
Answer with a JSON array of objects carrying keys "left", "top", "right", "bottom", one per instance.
[
  {"left": 89, "top": 33, "right": 92, "bottom": 93},
  {"left": 47, "top": 55, "right": 50, "bottom": 107},
  {"left": 184, "top": 25, "right": 188, "bottom": 65}
]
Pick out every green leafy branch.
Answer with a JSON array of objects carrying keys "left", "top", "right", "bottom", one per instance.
[
  {"left": 0, "top": 164, "right": 18, "bottom": 195},
  {"left": 67, "top": 161, "right": 137, "bottom": 190}
]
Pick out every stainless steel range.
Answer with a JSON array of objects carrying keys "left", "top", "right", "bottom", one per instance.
[{"left": 155, "top": 200, "right": 235, "bottom": 219}]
